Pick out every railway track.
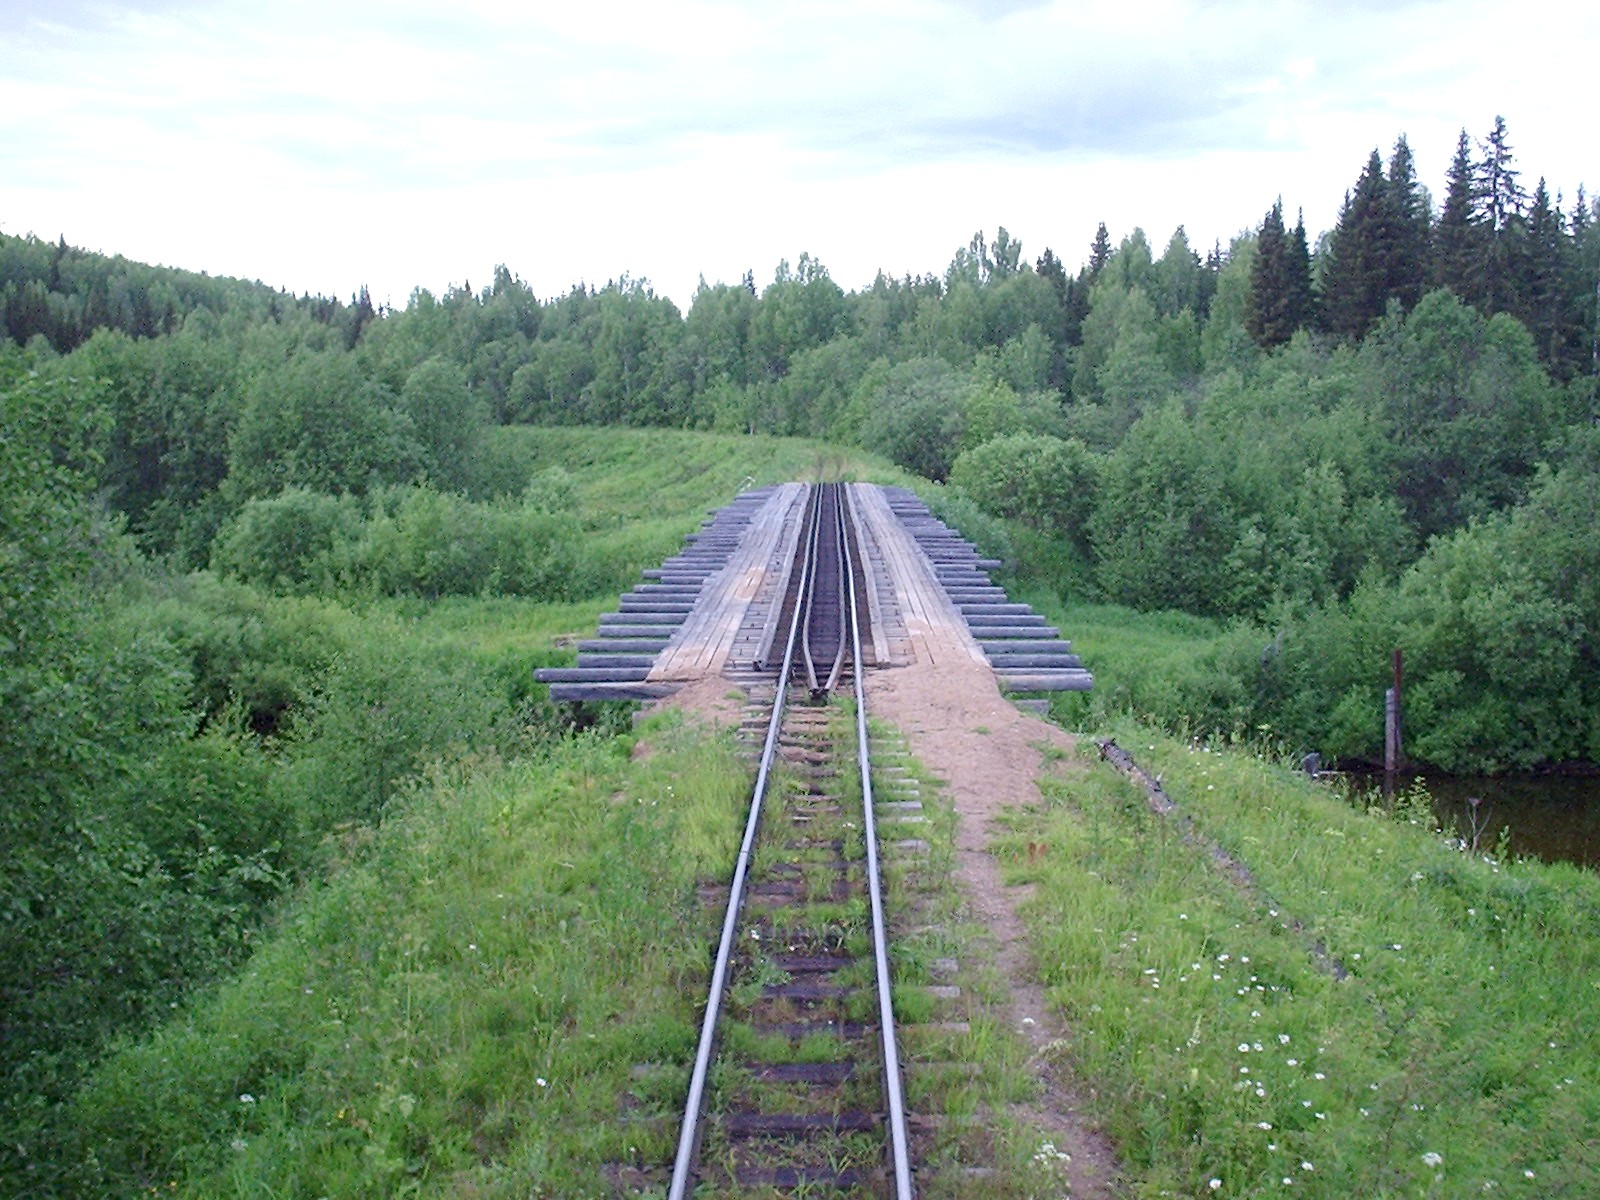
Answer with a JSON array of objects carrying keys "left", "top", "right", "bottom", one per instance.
[{"left": 668, "top": 482, "right": 915, "bottom": 1198}]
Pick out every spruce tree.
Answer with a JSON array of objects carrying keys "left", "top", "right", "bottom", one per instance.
[
  {"left": 1572, "top": 190, "right": 1600, "bottom": 376},
  {"left": 1517, "top": 178, "right": 1576, "bottom": 375},
  {"left": 1035, "top": 248, "right": 1068, "bottom": 299},
  {"left": 1061, "top": 225, "right": 1112, "bottom": 350},
  {"left": 1322, "top": 150, "right": 1391, "bottom": 340},
  {"left": 1088, "top": 222, "right": 1113, "bottom": 279},
  {"left": 1287, "top": 210, "right": 1315, "bottom": 331},
  {"left": 1432, "top": 130, "right": 1485, "bottom": 305},
  {"left": 1476, "top": 115, "right": 1526, "bottom": 314},
  {"left": 1383, "top": 135, "right": 1430, "bottom": 312},
  {"left": 1248, "top": 201, "right": 1294, "bottom": 348}
]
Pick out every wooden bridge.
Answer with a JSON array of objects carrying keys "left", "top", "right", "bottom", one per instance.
[{"left": 535, "top": 483, "right": 1090, "bottom": 706}]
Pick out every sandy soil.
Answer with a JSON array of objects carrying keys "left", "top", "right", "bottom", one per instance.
[
  {"left": 653, "top": 673, "right": 751, "bottom": 730},
  {"left": 866, "top": 655, "right": 1125, "bottom": 1199}
]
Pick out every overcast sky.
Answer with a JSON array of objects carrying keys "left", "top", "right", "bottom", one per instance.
[{"left": 4, "top": 0, "right": 1595, "bottom": 311}]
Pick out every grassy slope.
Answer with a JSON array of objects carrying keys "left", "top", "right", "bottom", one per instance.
[
  {"left": 60, "top": 429, "right": 1600, "bottom": 1198},
  {"left": 72, "top": 717, "right": 748, "bottom": 1197},
  {"left": 994, "top": 732, "right": 1600, "bottom": 1198},
  {"left": 56, "top": 429, "right": 916, "bottom": 1196},
  {"left": 1006, "top": 586, "right": 1600, "bottom": 1197}
]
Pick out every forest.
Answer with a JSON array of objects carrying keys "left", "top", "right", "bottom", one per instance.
[{"left": 4, "top": 116, "right": 1600, "bottom": 1192}]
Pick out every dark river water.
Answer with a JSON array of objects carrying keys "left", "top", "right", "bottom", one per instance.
[{"left": 1345, "top": 772, "right": 1600, "bottom": 870}]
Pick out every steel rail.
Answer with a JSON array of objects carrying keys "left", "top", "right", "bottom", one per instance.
[
  {"left": 820, "top": 483, "right": 849, "bottom": 696},
  {"left": 666, "top": 484, "right": 825, "bottom": 1200},
  {"left": 843, "top": 483, "right": 915, "bottom": 1200},
  {"left": 799, "top": 485, "right": 825, "bottom": 696}
]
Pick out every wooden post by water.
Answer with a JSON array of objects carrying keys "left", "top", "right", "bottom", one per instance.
[{"left": 1385, "top": 649, "right": 1404, "bottom": 774}]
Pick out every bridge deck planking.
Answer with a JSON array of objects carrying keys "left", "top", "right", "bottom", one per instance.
[
  {"left": 844, "top": 486, "right": 897, "bottom": 668},
  {"left": 648, "top": 483, "right": 808, "bottom": 682},
  {"left": 847, "top": 484, "right": 987, "bottom": 671}
]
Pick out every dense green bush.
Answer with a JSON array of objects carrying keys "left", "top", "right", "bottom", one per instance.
[
  {"left": 226, "top": 347, "right": 419, "bottom": 500},
  {"left": 354, "top": 486, "right": 581, "bottom": 600},
  {"left": 1090, "top": 400, "right": 1238, "bottom": 615},
  {"left": 948, "top": 431, "right": 1098, "bottom": 551},
  {"left": 279, "top": 631, "right": 519, "bottom": 829},
  {"left": 212, "top": 485, "right": 584, "bottom": 601},
  {"left": 210, "top": 487, "right": 364, "bottom": 593},
  {"left": 857, "top": 356, "right": 968, "bottom": 480}
]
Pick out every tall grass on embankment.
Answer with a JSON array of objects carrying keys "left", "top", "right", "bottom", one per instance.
[
  {"left": 501, "top": 424, "right": 918, "bottom": 598},
  {"left": 63, "top": 713, "right": 749, "bottom": 1198},
  {"left": 997, "top": 727, "right": 1600, "bottom": 1197}
]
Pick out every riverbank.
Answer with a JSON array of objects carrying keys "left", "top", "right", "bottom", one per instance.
[{"left": 1002, "top": 719, "right": 1600, "bottom": 1197}]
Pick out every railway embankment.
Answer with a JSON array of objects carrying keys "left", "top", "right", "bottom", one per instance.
[{"left": 44, "top": 440, "right": 1600, "bottom": 1198}]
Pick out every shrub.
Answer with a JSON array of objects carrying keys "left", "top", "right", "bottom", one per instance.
[
  {"left": 352, "top": 486, "right": 582, "bottom": 600},
  {"left": 857, "top": 356, "right": 968, "bottom": 480},
  {"left": 949, "top": 431, "right": 1098, "bottom": 550},
  {"left": 210, "top": 488, "right": 363, "bottom": 593}
]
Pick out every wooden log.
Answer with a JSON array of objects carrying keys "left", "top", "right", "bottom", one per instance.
[
  {"left": 967, "top": 624, "right": 1060, "bottom": 639},
  {"left": 547, "top": 681, "right": 679, "bottom": 702},
  {"left": 597, "top": 614, "right": 686, "bottom": 628},
  {"left": 980, "top": 652, "right": 1084, "bottom": 669},
  {"left": 616, "top": 599, "right": 697, "bottom": 613},
  {"left": 576, "top": 637, "right": 672, "bottom": 653},
  {"left": 977, "top": 638, "right": 1072, "bottom": 654},
  {"left": 577, "top": 653, "right": 660, "bottom": 668},
  {"left": 996, "top": 670, "right": 1093, "bottom": 692},
  {"left": 535, "top": 667, "right": 653, "bottom": 683}
]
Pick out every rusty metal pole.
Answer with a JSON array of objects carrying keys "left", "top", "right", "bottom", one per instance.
[{"left": 1385, "top": 648, "right": 1404, "bottom": 775}]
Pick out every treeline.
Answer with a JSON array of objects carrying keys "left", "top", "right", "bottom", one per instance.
[
  {"left": 0, "top": 231, "right": 378, "bottom": 354},
  {"left": 0, "top": 121, "right": 1594, "bottom": 761},
  {"left": 0, "top": 119, "right": 1592, "bottom": 750},
  {"left": 1255, "top": 120, "right": 1598, "bottom": 380}
]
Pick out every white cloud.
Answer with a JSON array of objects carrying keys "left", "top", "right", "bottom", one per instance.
[{"left": 2, "top": 0, "right": 1594, "bottom": 308}]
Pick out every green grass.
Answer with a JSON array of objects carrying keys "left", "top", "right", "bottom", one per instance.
[
  {"left": 1014, "top": 597, "right": 1265, "bottom": 746},
  {"left": 999, "top": 730, "right": 1600, "bottom": 1198},
  {"left": 498, "top": 425, "right": 918, "bottom": 597},
  {"left": 66, "top": 712, "right": 750, "bottom": 1198}
]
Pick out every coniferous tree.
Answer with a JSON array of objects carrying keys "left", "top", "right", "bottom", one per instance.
[
  {"left": 1322, "top": 150, "right": 1391, "bottom": 340},
  {"left": 1569, "top": 189, "right": 1600, "bottom": 376},
  {"left": 1517, "top": 179, "right": 1577, "bottom": 376},
  {"left": 1383, "top": 135, "right": 1431, "bottom": 312},
  {"left": 1088, "top": 223, "right": 1113, "bottom": 279},
  {"left": 1287, "top": 211, "right": 1315, "bottom": 332},
  {"left": 1476, "top": 115, "right": 1526, "bottom": 314},
  {"left": 1249, "top": 201, "right": 1295, "bottom": 348},
  {"left": 1035, "top": 248, "right": 1067, "bottom": 299},
  {"left": 1060, "top": 226, "right": 1111, "bottom": 350},
  {"left": 1432, "top": 130, "right": 1485, "bottom": 304}
]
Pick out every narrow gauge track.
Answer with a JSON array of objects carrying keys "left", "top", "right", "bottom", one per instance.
[{"left": 668, "top": 483, "right": 914, "bottom": 1199}]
